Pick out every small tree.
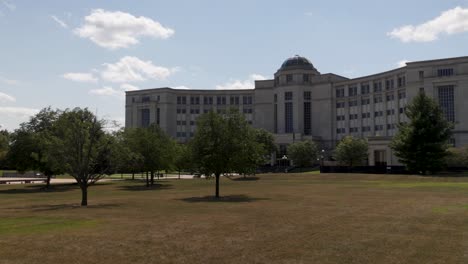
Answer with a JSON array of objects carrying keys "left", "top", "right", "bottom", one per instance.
[
  {"left": 0, "top": 130, "right": 9, "bottom": 168},
  {"left": 191, "top": 110, "right": 254, "bottom": 197},
  {"left": 390, "top": 92, "right": 453, "bottom": 174},
  {"left": 334, "top": 136, "right": 368, "bottom": 167},
  {"left": 52, "top": 108, "right": 113, "bottom": 206},
  {"left": 287, "top": 140, "right": 319, "bottom": 168},
  {"left": 173, "top": 143, "right": 193, "bottom": 179}
]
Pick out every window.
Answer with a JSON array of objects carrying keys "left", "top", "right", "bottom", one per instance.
[
  {"left": 336, "top": 115, "right": 345, "bottom": 121},
  {"left": 336, "top": 102, "right": 345, "bottom": 108},
  {"left": 386, "top": 109, "right": 395, "bottom": 116},
  {"left": 385, "top": 79, "right": 394, "bottom": 90},
  {"left": 362, "top": 126, "right": 371, "bottom": 132},
  {"left": 243, "top": 95, "right": 253, "bottom": 105},
  {"left": 374, "top": 111, "right": 383, "bottom": 117},
  {"left": 217, "top": 96, "right": 226, "bottom": 105},
  {"left": 336, "top": 88, "right": 345, "bottom": 98},
  {"left": 398, "top": 76, "right": 406, "bottom": 87},
  {"left": 303, "top": 74, "right": 309, "bottom": 83},
  {"left": 373, "top": 81, "right": 382, "bottom": 92},
  {"left": 438, "top": 68, "right": 454, "bottom": 77},
  {"left": 243, "top": 108, "right": 253, "bottom": 114},
  {"left": 349, "top": 114, "right": 358, "bottom": 120},
  {"left": 142, "top": 96, "right": 150, "bottom": 103},
  {"left": 361, "top": 98, "right": 370, "bottom": 105},
  {"left": 374, "top": 125, "right": 384, "bottom": 131},
  {"left": 419, "top": 87, "right": 425, "bottom": 94},
  {"left": 304, "top": 91, "right": 311, "bottom": 101},
  {"left": 399, "top": 107, "right": 406, "bottom": 114},
  {"left": 438, "top": 85, "right": 455, "bottom": 122},
  {"left": 349, "top": 100, "right": 358, "bottom": 107},
  {"left": 285, "top": 102, "right": 293, "bottom": 133},
  {"left": 362, "top": 112, "right": 370, "bottom": 118},
  {"left": 203, "top": 96, "right": 213, "bottom": 105},
  {"left": 230, "top": 96, "right": 239, "bottom": 105},
  {"left": 286, "top": 74, "right": 293, "bottom": 83},
  {"left": 190, "top": 96, "right": 200, "bottom": 105},
  {"left": 190, "top": 109, "right": 200, "bottom": 114},
  {"left": 141, "top": 108, "right": 150, "bottom": 127},
  {"left": 156, "top": 108, "right": 160, "bottom": 125},
  {"left": 177, "top": 96, "right": 186, "bottom": 105},
  {"left": 387, "top": 124, "right": 396, "bottom": 130},
  {"left": 361, "top": 83, "right": 370, "bottom": 95},
  {"left": 304, "top": 102, "right": 311, "bottom": 135},
  {"left": 374, "top": 96, "right": 382, "bottom": 103},
  {"left": 190, "top": 121, "right": 195, "bottom": 126},
  {"left": 419, "top": 71, "right": 424, "bottom": 80},
  {"left": 274, "top": 104, "right": 278, "bottom": 133},
  {"left": 348, "top": 86, "right": 358, "bottom": 96},
  {"left": 350, "top": 127, "right": 359, "bottom": 133},
  {"left": 336, "top": 128, "right": 346, "bottom": 134},
  {"left": 285, "top": 92, "right": 293, "bottom": 101},
  {"left": 398, "top": 91, "right": 406, "bottom": 99},
  {"left": 386, "top": 94, "right": 394, "bottom": 101}
]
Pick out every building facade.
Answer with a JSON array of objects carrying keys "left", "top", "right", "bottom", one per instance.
[{"left": 126, "top": 55, "right": 468, "bottom": 166}]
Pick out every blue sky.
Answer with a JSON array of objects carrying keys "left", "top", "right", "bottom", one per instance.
[{"left": 1, "top": 0, "right": 468, "bottom": 130}]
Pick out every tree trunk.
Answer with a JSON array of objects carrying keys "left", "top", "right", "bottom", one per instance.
[
  {"left": 178, "top": 170, "right": 181, "bottom": 180},
  {"left": 46, "top": 174, "right": 51, "bottom": 189},
  {"left": 215, "top": 173, "right": 220, "bottom": 198},
  {"left": 81, "top": 185, "right": 88, "bottom": 206},
  {"left": 157, "top": 171, "right": 160, "bottom": 180},
  {"left": 150, "top": 171, "right": 155, "bottom": 186},
  {"left": 145, "top": 171, "right": 149, "bottom": 187},
  {"left": 132, "top": 173, "right": 135, "bottom": 180}
]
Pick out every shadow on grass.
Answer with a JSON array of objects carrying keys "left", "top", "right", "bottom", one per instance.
[
  {"left": 7, "top": 203, "right": 122, "bottom": 211},
  {"left": 117, "top": 183, "right": 173, "bottom": 192},
  {"left": 230, "top": 176, "right": 260, "bottom": 181},
  {"left": 0, "top": 183, "right": 78, "bottom": 194},
  {"left": 179, "top": 194, "right": 269, "bottom": 203}
]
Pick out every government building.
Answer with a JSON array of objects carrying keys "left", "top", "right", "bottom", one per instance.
[{"left": 125, "top": 55, "right": 468, "bottom": 166}]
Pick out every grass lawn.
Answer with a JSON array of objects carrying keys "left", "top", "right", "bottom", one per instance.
[{"left": 2, "top": 173, "right": 468, "bottom": 263}]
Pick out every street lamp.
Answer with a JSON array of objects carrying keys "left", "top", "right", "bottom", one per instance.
[{"left": 282, "top": 155, "right": 288, "bottom": 173}]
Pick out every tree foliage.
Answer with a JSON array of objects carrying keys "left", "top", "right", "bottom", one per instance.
[
  {"left": 334, "top": 136, "right": 368, "bottom": 167},
  {"left": 287, "top": 140, "right": 319, "bottom": 167},
  {"left": 0, "top": 129, "right": 9, "bottom": 167},
  {"left": 7, "top": 107, "right": 63, "bottom": 188},
  {"left": 123, "top": 124, "right": 175, "bottom": 186},
  {"left": 191, "top": 110, "right": 266, "bottom": 197},
  {"left": 445, "top": 146, "right": 468, "bottom": 167},
  {"left": 390, "top": 93, "right": 453, "bottom": 174},
  {"left": 51, "top": 108, "right": 114, "bottom": 206}
]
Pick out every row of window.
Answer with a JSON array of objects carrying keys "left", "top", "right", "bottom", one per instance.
[
  {"left": 336, "top": 124, "right": 398, "bottom": 134},
  {"left": 336, "top": 78, "right": 406, "bottom": 98},
  {"left": 177, "top": 95, "right": 253, "bottom": 105},
  {"left": 336, "top": 108, "right": 405, "bottom": 120},
  {"left": 336, "top": 92, "right": 406, "bottom": 108},
  {"left": 276, "top": 74, "right": 313, "bottom": 85},
  {"left": 177, "top": 108, "right": 253, "bottom": 114}
]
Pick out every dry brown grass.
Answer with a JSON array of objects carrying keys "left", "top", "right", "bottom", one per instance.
[{"left": 2, "top": 173, "right": 468, "bottom": 264}]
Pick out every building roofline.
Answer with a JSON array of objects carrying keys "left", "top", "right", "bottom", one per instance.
[
  {"left": 407, "top": 56, "right": 468, "bottom": 65},
  {"left": 126, "top": 87, "right": 254, "bottom": 94}
]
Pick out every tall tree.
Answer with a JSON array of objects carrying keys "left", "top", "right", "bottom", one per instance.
[
  {"left": 334, "top": 136, "right": 368, "bottom": 167},
  {"left": 191, "top": 110, "right": 255, "bottom": 197},
  {"left": 52, "top": 108, "right": 113, "bottom": 206},
  {"left": 7, "top": 108, "right": 63, "bottom": 188},
  {"left": 390, "top": 93, "right": 453, "bottom": 174},
  {"left": 287, "top": 140, "right": 319, "bottom": 167}
]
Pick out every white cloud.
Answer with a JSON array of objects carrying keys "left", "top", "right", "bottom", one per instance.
[
  {"left": 101, "top": 56, "right": 176, "bottom": 83},
  {"left": 0, "top": 92, "right": 15, "bottom": 102},
  {"left": 388, "top": 7, "right": 468, "bottom": 42},
  {"left": 0, "top": 107, "right": 39, "bottom": 117},
  {"left": 2, "top": 0, "right": 15, "bottom": 11},
  {"left": 51, "top": 15, "right": 68, "bottom": 28},
  {"left": 397, "top": 60, "right": 410, "bottom": 67},
  {"left": 89, "top": 84, "right": 138, "bottom": 99},
  {"left": 89, "top": 86, "right": 124, "bottom": 98},
  {"left": 215, "top": 74, "right": 266, "bottom": 90},
  {"left": 0, "top": 75, "right": 20, "bottom": 85},
  {"left": 62, "top": 72, "right": 98, "bottom": 83},
  {"left": 74, "top": 9, "right": 174, "bottom": 49},
  {"left": 120, "top": 83, "right": 139, "bottom": 91}
]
